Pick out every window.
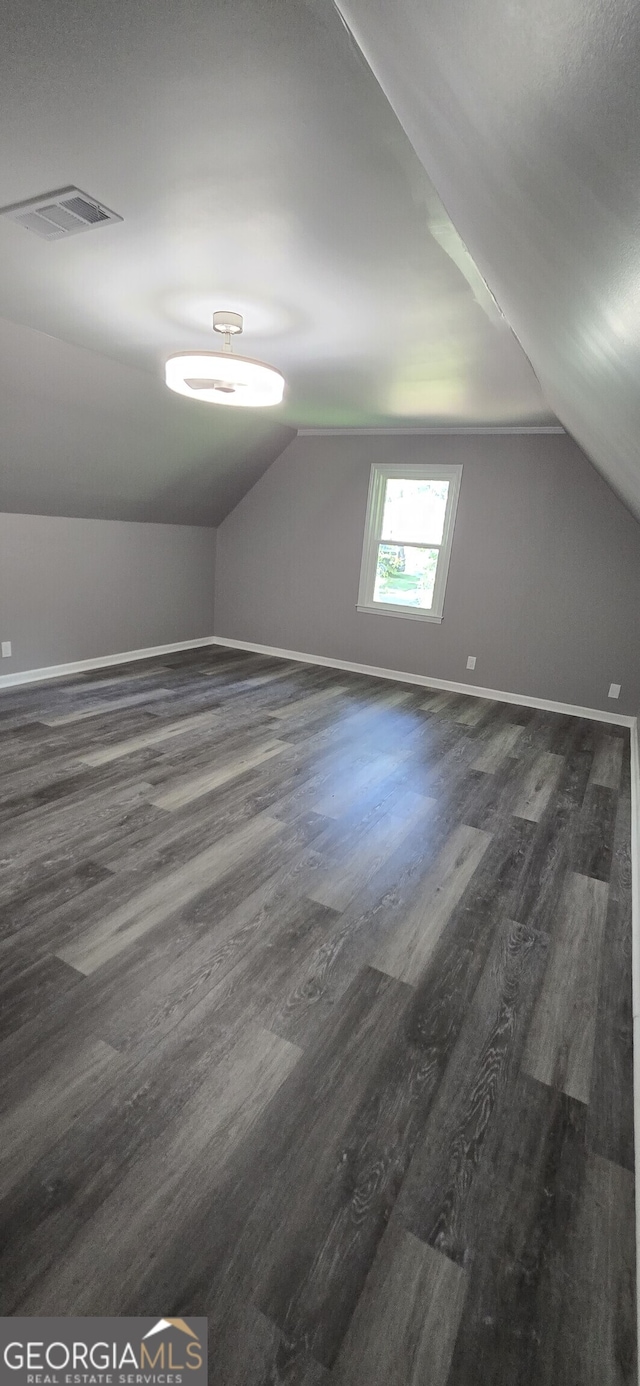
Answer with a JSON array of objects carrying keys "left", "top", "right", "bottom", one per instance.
[{"left": 357, "top": 463, "right": 462, "bottom": 623}]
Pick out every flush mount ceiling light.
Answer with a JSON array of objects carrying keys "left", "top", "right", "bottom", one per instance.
[{"left": 165, "top": 311, "right": 285, "bottom": 407}]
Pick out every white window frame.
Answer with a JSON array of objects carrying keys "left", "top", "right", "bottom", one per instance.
[{"left": 357, "top": 462, "right": 462, "bottom": 623}]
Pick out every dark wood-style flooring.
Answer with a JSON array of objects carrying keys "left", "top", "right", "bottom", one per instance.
[{"left": 0, "top": 646, "right": 635, "bottom": 1384}]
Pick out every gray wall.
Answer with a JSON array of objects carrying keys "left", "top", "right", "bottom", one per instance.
[
  {"left": 0, "top": 512, "right": 217, "bottom": 675},
  {"left": 214, "top": 433, "right": 640, "bottom": 715}
]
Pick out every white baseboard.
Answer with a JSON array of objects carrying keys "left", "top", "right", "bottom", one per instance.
[
  {"left": 1, "top": 631, "right": 635, "bottom": 729},
  {"left": 0, "top": 636, "right": 221, "bottom": 690},
  {"left": 632, "top": 721, "right": 640, "bottom": 1017},
  {"left": 209, "top": 635, "right": 636, "bottom": 728},
  {"left": 630, "top": 721, "right": 640, "bottom": 1346}
]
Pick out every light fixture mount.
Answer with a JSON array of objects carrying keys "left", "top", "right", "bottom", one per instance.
[
  {"left": 165, "top": 309, "right": 285, "bottom": 408},
  {"left": 212, "top": 310, "right": 243, "bottom": 337}
]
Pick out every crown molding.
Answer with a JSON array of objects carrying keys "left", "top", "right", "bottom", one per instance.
[{"left": 295, "top": 425, "right": 565, "bottom": 436}]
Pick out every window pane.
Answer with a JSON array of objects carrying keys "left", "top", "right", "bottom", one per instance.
[
  {"left": 373, "top": 544, "right": 439, "bottom": 609},
  {"left": 381, "top": 478, "right": 449, "bottom": 545}
]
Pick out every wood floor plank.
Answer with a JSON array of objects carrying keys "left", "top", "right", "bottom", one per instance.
[
  {"left": 590, "top": 731, "right": 624, "bottom": 789},
  {"left": 70, "top": 966, "right": 411, "bottom": 1362},
  {"left": 395, "top": 916, "right": 548, "bottom": 1260},
  {"left": 239, "top": 866, "right": 540, "bottom": 1372},
  {"left": 40, "top": 686, "right": 174, "bottom": 725},
  {"left": 242, "top": 740, "right": 379, "bottom": 826},
  {"left": 279, "top": 692, "right": 421, "bottom": 760},
  {"left": 507, "top": 729, "right": 595, "bottom": 935},
  {"left": 587, "top": 758, "right": 634, "bottom": 1168},
  {"left": 0, "top": 774, "right": 109, "bottom": 832},
  {"left": 208, "top": 1303, "right": 330, "bottom": 1386},
  {"left": 93, "top": 866, "right": 338, "bottom": 1056},
  {"left": 0, "top": 859, "right": 115, "bottom": 947},
  {"left": 443, "top": 1075, "right": 589, "bottom": 1386},
  {"left": 132, "top": 715, "right": 283, "bottom": 787},
  {"left": 77, "top": 708, "right": 221, "bottom": 765},
  {"left": 459, "top": 758, "right": 527, "bottom": 834},
  {"left": 523, "top": 871, "right": 609, "bottom": 1103},
  {"left": 418, "top": 689, "right": 457, "bottom": 714},
  {"left": 14, "top": 1025, "right": 301, "bottom": 1315},
  {"left": 535, "top": 1152, "right": 637, "bottom": 1386},
  {"left": 517, "top": 708, "right": 591, "bottom": 759},
  {"left": 311, "top": 751, "right": 401, "bottom": 818},
  {"left": 273, "top": 813, "right": 535, "bottom": 1061},
  {"left": 221, "top": 967, "right": 415, "bottom": 1370},
  {"left": 454, "top": 696, "right": 495, "bottom": 726},
  {"left": 373, "top": 823, "right": 491, "bottom": 983},
  {"left": 148, "top": 737, "right": 288, "bottom": 811},
  {"left": 0, "top": 975, "right": 299, "bottom": 1310},
  {"left": 55, "top": 812, "right": 285, "bottom": 974},
  {"left": 453, "top": 1102, "right": 636, "bottom": 1386},
  {"left": 268, "top": 684, "right": 348, "bottom": 719},
  {"left": 202, "top": 662, "right": 297, "bottom": 692},
  {"left": 0, "top": 779, "right": 159, "bottom": 908},
  {"left": 332, "top": 1222, "right": 466, "bottom": 1386},
  {"left": 99, "top": 749, "right": 316, "bottom": 875},
  {"left": 511, "top": 749, "right": 564, "bottom": 820},
  {"left": 0, "top": 707, "right": 173, "bottom": 778},
  {"left": 211, "top": 818, "right": 539, "bottom": 1347},
  {"left": 570, "top": 782, "right": 617, "bottom": 881},
  {"left": 74, "top": 659, "right": 171, "bottom": 682},
  {"left": 472, "top": 721, "right": 523, "bottom": 772},
  {"left": 0, "top": 1037, "right": 123, "bottom": 1200},
  {"left": 0, "top": 953, "right": 84, "bottom": 1043},
  {"left": 306, "top": 788, "right": 434, "bottom": 913}
]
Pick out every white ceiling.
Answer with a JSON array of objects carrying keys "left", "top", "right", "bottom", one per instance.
[
  {"left": 0, "top": 0, "right": 555, "bottom": 522},
  {"left": 335, "top": 0, "right": 640, "bottom": 521}
]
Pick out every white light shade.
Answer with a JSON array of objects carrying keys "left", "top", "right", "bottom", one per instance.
[{"left": 165, "top": 351, "right": 284, "bottom": 407}]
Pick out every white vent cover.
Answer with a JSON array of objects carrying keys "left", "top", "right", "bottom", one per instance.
[{"left": 0, "top": 187, "right": 123, "bottom": 240}]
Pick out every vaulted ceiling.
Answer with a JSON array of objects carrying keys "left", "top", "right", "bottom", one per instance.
[
  {"left": 0, "top": 0, "right": 555, "bottom": 525},
  {"left": 2, "top": 0, "right": 638, "bottom": 527},
  {"left": 335, "top": 0, "right": 640, "bottom": 521}
]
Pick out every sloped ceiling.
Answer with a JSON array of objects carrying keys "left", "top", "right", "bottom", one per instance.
[
  {"left": 335, "top": 0, "right": 640, "bottom": 520},
  {"left": 0, "top": 0, "right": 555, "bottom": 524},
  {"left": 0, "top": 316, "right": 294, "bottom": 526}
]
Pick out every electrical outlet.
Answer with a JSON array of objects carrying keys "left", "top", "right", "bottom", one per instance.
[
  {"left": 1, "top": 641, "right": 11, "bottom": 658},
  {"left": 466, "top": 655, "right": 477, "bottom": 670},
  {"left": 608, "top": 682, "right": 621, "bottom": 699}
]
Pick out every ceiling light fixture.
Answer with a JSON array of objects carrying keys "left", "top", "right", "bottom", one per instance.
[{"left": 165, "top": 311, "right": 285, "bottom": 407}]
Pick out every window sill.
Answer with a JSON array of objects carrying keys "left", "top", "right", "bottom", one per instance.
[{"left": 356, "top": 602, "right": 443, "bottom": 624}]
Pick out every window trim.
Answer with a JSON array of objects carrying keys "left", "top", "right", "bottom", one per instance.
[{"left": 356, "top": 462, "right": 463, "bottom": 623}]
